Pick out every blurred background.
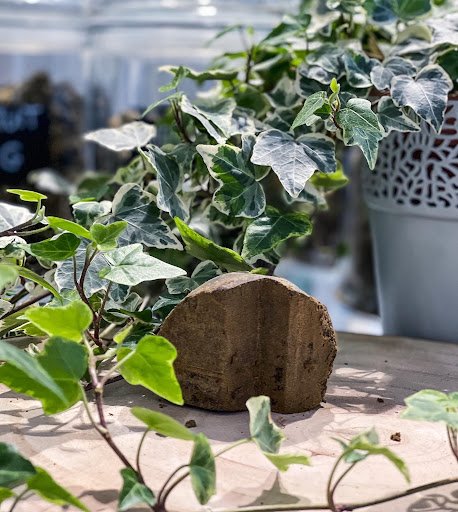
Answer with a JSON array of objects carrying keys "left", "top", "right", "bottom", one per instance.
[{"left": 0, "top": 0, "right": 381, "bottom": 335}]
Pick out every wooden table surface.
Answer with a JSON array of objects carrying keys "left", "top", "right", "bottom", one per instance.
[{"left": 1, "top": 332, "right": 458, "bottom": 511}]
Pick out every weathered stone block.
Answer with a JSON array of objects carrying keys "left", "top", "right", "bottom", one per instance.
[{"left": 159, "top": 272, "right": 337, "bottom": 413}]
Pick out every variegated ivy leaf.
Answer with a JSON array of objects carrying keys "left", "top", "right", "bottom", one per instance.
[
  {"left": 377, "top": 97, "right": 420, "bottom": 134},
  {"left": 343, "top": 51, "right": 379, "bottom": 88},
  {"left": 197, "top": 137, "right": 266, "bottom": 218},
  {"left": 370, "top": 57, "right": 417, "bottom": 91},
  {"left": 367, "top": 0, "right": 431, "bottom": 23},
  {"left": 283, "top": 182, "right": 327, "bottom": 209},
  {"left": 72, "top": 201, "right": 112, "bottom": 229},
  {"left": 84, "top": 121, "right": 157, "bottom": 151},
  {"left": 100, "top": 244, "right": 186, "bottom": 286},
  {"left": 391, "top": 65, "right": 453, "bottom": 133},
  {"left": 166, "top": 260, "right": 221, "bottom": 295},
  {"left": 0, "top": 203, "right": 34, "bottom": 233},
  {"left": 110, "top": 183, "right": 182, "bottom": 249},
  {"left": 335, "top": 98, "right": 384, "bottom": 169},
  {"left": 180, "top": 95, "right": 236, "bottom": 144},
  {"left": 296, "top": 70, "right": 328, "bottom": 98},
  {"left": 144, "top": 145, "right": 188, "bottom": 220},
  {"left": 242, "top": 206, "right": 312, "bottom": 259},
  {"left": 55, "top": 242, "right": 129, "bottom": 300},
  {"left": 302, "top": 44, "right": 345, "bottom": 85},
  {"left": 251, "top": 129, "right": 336, "bottom": 198},
  {"left": 291, "top": 91, "right": 329, "bottom": 129},
  {"left": 267, "top": 76, "right": 301, "bottom": 109},
  {"left": 230, "top": 110, "right": 257, "bottom": 136}
]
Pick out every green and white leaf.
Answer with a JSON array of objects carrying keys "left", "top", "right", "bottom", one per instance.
[
  {"left": 0, "top": 203, "right": 34, "bottom": 233},
  {"left": 181, "top": 95, "right": 236, "bottom": 143},
  {"left": 370, "top": 57, "right": 416, "bottom": 91},
  {"left": 335, "top": 98, "right": 384, "bottom": 169},
  {"left": 291, "top": 91, "right": 328, "bottom": 129},
  {"left": 166, "top": 260, "right": 221, "bottom": 295},
  {"left": 246, "top": 396, "right": 285, "bottom": 454},
  {"left": 197, "top": 139, "right": 266, "bottom": 218},
  {"left": 100, "top": 244, "right": 186, "bottom": 286},
  {"left": 84, "top": 121, "right": 157, "bottom": 151},
  {"left": 402, "top": 389, "right": 458, "bottom": 428},
  {"left": 189, "top": 434, "right": 216, "bottom": 505},
  {"left": 242, "top": 207, "right": 312, "bottom": 259},
  {"left": 251, "top": 130, "right": 336, "bottom": 198},
  {"left": 268, "top": 76, "right": 301, "bottom": 109},
  {"left": 144, "top": 145, "right": 188, "bottom": 220},
  {"left": 391, "top": 65, "right": 453, "bottom": 132},
  {"left": 72, "top": 201, "right": 112, "bottom": 229},
  {"left": 339, "top": 428, "right": 410, "bottom": 482},
  {"left": 118, "top": 468, "right": 156, "bottom": 512},
  {"left": 110, "top": 183, "right": 182, "bottom": 249},
  {"left": 343, "top": 52, "right": 379, "bottom": 88},
  {"left": 377, "top": 97, "right": 420, "bottom": 134},
  {"left": 117, "top": 335, "right": 183, "bottom": 405}
]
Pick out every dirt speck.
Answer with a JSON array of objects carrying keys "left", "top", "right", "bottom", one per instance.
[
  {"left": 390, "top": 432, "right": 401, "bottom": 442},
  {"left": 377, "top": 397, "right": 385, "bottom": 403},
  {"left": 185, "top": 419, "right": 197, "bottom": 428}
]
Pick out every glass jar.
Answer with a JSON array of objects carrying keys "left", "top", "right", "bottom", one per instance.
[
  {"left": 86, "top": 0, "right": 298, "bottom": 168},
  {"left": 0, "top": 0, "right": 88, "bottom": 188}
]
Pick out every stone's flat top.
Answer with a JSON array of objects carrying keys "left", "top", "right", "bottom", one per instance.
[{"left": 1, "top": 332, "right": 458, "bottom": 511}]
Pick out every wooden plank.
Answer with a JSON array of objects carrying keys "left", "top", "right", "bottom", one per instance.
[{"left": 0, "top": 332, "right": 457, "bottom": 511}]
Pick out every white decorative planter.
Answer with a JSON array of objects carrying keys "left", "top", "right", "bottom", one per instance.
[{"left": 363, "top": 100, "right": 458, "bottom": 342}]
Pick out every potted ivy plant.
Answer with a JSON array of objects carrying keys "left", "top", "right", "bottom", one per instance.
[
  {"left": 0, "top": 1, "right": 457, "bottom": 509},
  {"left": 281, "top": 2, "right": 458, "bottom": 342}
]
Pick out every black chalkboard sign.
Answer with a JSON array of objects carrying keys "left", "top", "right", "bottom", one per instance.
[{"left": 0, "top": 103, "right": 50, "bottom": 185}]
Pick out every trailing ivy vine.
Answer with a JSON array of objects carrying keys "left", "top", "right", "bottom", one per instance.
[{"left": 0, "top": 0, "right": 456, "bottom": 509}]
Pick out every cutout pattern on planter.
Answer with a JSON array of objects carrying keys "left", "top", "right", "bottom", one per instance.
[{"left": 364, "top": 101, "right": 458, "bottom": 217}]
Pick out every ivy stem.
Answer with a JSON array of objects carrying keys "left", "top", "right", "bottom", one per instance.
[
  {"left": 328, "top": 462, "right": 357, "bottom": 511},
  {"left": 9, "top": 288, "right": 28, "bottom": 305},
  {"left": 157, "top": 466, "right": 190, "bottom": 507},
  {"left": 326, "top": 454, "right": 345, "bottom": 511},
  {"left": 9, "top": 489, "right": 30, "bottom": 512},
  {"left": 93, "top": 282, "right": 112, "bottom": 345},
  {"left": 81, "top": 337, "right": 138, "bottom": 477},
  {"left": 72, "top": 253, "right": 101, "bottom": 347},
  {"left": 136, "top": 429, "right": 150, "bottom": 481},
  {"left": 171, "top": 100, "right": 192, "bottom": 144},
  {"left": 214, "top": 438, "right": 251, "bottom": 457},
  {"left": 3, "top": 291, "right": 51, "bottom": 319},
  {"left": 16, "top": 225, "right": 51, "bottom": 236},
  {"left": 158, "top": 438, "right": 251, "bottom": 510},
  {"left": 213, "top": 477, "right": 458, "bottom": 512}
]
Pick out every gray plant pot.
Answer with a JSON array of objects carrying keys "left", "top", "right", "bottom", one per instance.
[{"left": 363, "top": 100, "right": 458, "bottom": 342}]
